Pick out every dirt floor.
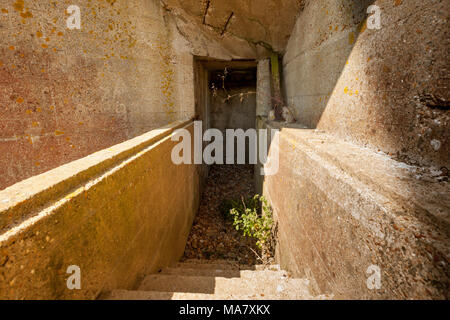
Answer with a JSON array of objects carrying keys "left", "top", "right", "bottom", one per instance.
[{"left": 182, "top": 165, "right": 261, "bottom": 265}]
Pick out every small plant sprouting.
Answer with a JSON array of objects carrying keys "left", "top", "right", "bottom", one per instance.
[{"left": 228, "top": 195, "right": 274, "bottom": 250}]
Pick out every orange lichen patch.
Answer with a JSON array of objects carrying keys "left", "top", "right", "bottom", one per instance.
[
  {"left": 13, "top": 0, "right": 24, "bottom": 12},
  {"left": 395, "top": 0, "right": 403, "bottom": 6},
  {"left": 36, "top": 107, "right": 42, "bottom": 112},
  {"left": 20, "top": 10, "right": 32, "bottom": 18},
  {"left": 16, "top": 97, "right": 24, "bottom": 104},
  {"left": 49, "top": 105, "right": 55, "bottom": 111},
  {"left": 0, "top": 61, "right": 3, "bottom": 67},
  {"left": 32, "top": 121, "right": 39, "bottom": 127},
  {"left": 41, "top": 44, "right": 48, "bottom": 49},
  {"left": 57, "top": 32, "right": 64, "bottom": 36},
  {"left": 54, "top": 130, "right": 65, "bottom": 136},
  {"left": 35, "top": 161, "right": 40, "bottom": 167},
  {"left": 1, "top": 8, "right": 8, "bottom": 13},
  {"left": 45, "top": 37, "right": 50, "bottom": 42},
  {"left": 9, "top": 46, "right": 15, "bottom": 50},
  {"left": 26, "top": 109, "right": 32, "bottom": 115}
]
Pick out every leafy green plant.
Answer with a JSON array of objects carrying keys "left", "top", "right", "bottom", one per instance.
[{"left": 228, "top": 195, "right": 274, "bottom": 250}]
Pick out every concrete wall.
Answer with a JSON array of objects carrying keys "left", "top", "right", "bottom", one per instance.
[
  {"left": 259, "top": 120, "right": 449, "bottom": 299},
  {"left": 283, "top": 0, "right": 449, "bottom": 169},
  {"left": 210, "top": 87, "right": 256, "bottom": 133},
  {"left": 0, "top": 0, "right": 195, "bottom": 190},
  {"left": 0, "top": 121, "right": 200, "bottom": 299}
]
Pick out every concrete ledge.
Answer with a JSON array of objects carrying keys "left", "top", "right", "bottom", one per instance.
[
  {"left": 260, "top": 120, "right": 449, "bottom": 299},
  {"left": 0, "top": 120, "right": 200, "bottom": 299},
  {"left": 0, "top": 120, "right": 190, "bottom": 233}
]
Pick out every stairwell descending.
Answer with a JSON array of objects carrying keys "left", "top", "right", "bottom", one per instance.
[
  {"left": 104, "top": 260, "right": 329, "bottom": 300},
  {"left": 0, "top": 0, "right": 448, "bottom": 301}
]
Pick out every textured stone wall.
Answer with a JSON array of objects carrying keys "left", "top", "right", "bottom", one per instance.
[
  {"left": 0, "top": 121, "right": 200, "bottom": 299},
  {"left": 283, "top": 0, "right": 449, "bottom": 169},
  {"left": 210, "top": 87, "right": 256, "bottom": 133},
  {"left": 0, "top": 0, "right": 195, "bottom": 190},
  {"left": 259, "top": 121, "right": 449, "bottom": 299}
]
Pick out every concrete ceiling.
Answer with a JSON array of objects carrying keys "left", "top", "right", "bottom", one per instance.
[{"left": 161, "top": 0, "right": 302, "bottom": 59}]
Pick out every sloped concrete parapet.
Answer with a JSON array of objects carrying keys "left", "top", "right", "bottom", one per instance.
[
  {"left": 259, "top": 121, "right": 449, "bottom": 299},
  {"left": 0, "top": 120, "right": 200, "bottom": 299}
]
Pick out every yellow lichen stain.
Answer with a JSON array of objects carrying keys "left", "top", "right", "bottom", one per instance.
[
  {"left": 348, "top": 32, "right": 355, "bottom": 45},
  {"left": 20, "top": 10, "right": 32, "bottom": 18},
  {"left": 35, "top": 30, "right": 43, "bottom": 38},
  {"left": 359, "top": 20, "right": 367, "bottom": 34},
  {"left": 54, "top": 130, "right": 65, "bottom": 136},
  {"left": 78, "top": 122, "right": 84, "bottom": 125},
  {"left": 13, "top": 0, "right": 24, "bottom": 12},
  {"left": 49, "top": 105, "right": 55, "bottom": 111},
  {"left": 344, "top": 87, "right": 349, "bottom": 94},
  {"left": 41, "top": 44, "right": 48, "bottom": 49},
  {"left": 32, "top": 121, "right": 39, "bottom": 127},
  {"left": 36, "top": 107, "right": 42, "bottom": 112},
  {"left": 16, "top": 97, "right": 24, "bottom": 104},
  {"left": 26, "top": 109, "right": 32, "bottom": 115}
]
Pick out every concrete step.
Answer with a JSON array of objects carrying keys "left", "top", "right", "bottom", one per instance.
[
  {"left": 105, "top": 289, "right": 317, "bottom": 300},
  {"left": 161, "top": 267, "right": 289, "bottom": 279},
  {"left": 174, "top": 261, "right": 281, "bottom": 271},
  {"left": 138, "top": 274, "right": 311, "bottom": 297}
]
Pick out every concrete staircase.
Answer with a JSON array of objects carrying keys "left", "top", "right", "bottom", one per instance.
[{"left": 105, "top": 259, "right": 329, "bottom": 300}]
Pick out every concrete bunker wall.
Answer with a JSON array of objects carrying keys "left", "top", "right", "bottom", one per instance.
[
  {"left": 0, "top": 121, "right": 200, "bottom": 299},
  {"left": 0, "top": 0, "right": 195, "bottom": 190},
  {"left": 283, "top": 0, "right": 449, "bottom": 168},
  {"left": 257, "top": 0, "right": 449, "bottom": 299}
]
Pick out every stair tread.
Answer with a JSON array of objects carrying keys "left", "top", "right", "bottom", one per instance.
[
  {"left": 105, "top": 289, "right": 317, "bottom": 300},
  {"left": 161, "top": 267, "right": 288, "bottom": 278},
  {"left": 174, "top": 262, "right": 281, "bottom": 271},
  {"left": 138, "top": 274, "right": 311, "bottom": 296}
]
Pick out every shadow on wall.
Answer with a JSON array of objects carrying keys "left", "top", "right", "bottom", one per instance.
[
  {"left": 282, "top": 0, "right": 449, "bottom": 169},
  {"left": 261, "top": 0, "right": 449, "bottom": 299}
]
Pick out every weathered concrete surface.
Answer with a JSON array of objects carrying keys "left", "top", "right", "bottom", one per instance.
[
  {"left": 210, "top": 87, "right": 256, "bottom": 133},
  {"left": 283, "top": 0, "right": 449, "bottom": 169},
  {"left": 0, "top": 121, "right": 200, "bottom": 299},
  {"left": 256, "top": 59, "right": 271, "bottom": 117},
  {"left": 104, "top": 260, "right": 330, "bottom": 300},
  {"left": 259, "top": 120, "right": 449, "bottom": 299},
  {"left": 0, "top": 0, "right": 195, "bottom": 190},
  {"left": 161, "top": 0, "right": 302, "bottom": 59}
]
